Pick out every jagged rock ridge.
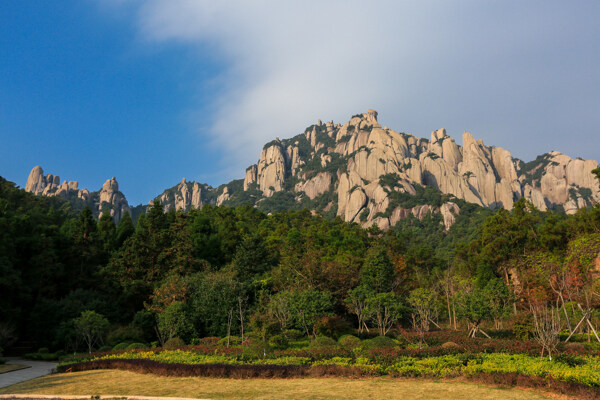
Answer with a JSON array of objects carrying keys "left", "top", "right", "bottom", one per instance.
[
  {"left": 151, "top": 178, "right": 216, "bottom": 212},
  {"left": 24, "top": 110, "right": 600, "bottom": 230},
  {"left": 24, "top": 166, "right": 130, "bottom": 222},
  {"left": 223, "top": 110, "right": 599, "bottom": 229}
]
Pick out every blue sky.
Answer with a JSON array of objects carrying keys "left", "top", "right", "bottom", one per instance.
[
  {"left": 0, "top": 1, "right": 222, "bottom": 204},
  {"left": 1, "top": 1, "right": 599, "bottom": 205}
]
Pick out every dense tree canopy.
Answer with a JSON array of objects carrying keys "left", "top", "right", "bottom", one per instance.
[{"left": 1, "top": 175, "right": 600, "bottom": 353}]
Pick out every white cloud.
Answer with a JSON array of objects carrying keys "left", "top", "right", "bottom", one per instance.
[{"left": 126, "top": 1, "right": 600, "bottom": 178}]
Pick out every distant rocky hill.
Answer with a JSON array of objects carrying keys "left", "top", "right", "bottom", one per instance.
[
  {"left": 25, "top": 166, "right": 130, "bottom": 221},
  {"left": 151, "top": 178, "right": 217, "bottom": 212},
  {"left": 25, "top": 110, "right": 600, "bottom": 228},
  {"left": 212, "top": 110, "right": 600, "bottom": 229}
]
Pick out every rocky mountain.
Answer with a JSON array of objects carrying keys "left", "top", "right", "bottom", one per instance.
[
  {"left": 151, "top": 178, "right": 216, "bottom": 212},
  {"left": 24, "top": 110, "right": 600, "bottom": 229},
  {"left": 25, "top": 166, "right": 130, "bottom": 222},
  {"left": 215, "top": 109, "right": 600, "bottom": 229}
]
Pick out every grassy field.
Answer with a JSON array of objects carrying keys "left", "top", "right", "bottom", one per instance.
[
  {"left": 0, "top": 369, "right": 554, "bottom": 399},
  {"left": 0, "top": 364, "right": 29, "bottom": 374}
]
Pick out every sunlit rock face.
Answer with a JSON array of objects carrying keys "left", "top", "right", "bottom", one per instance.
[
  {"left": 239, "top": 110, "right": 599, "bottom": 228},
  {"left": 25, "top": 166, "right": 130, "bottom": 222}
]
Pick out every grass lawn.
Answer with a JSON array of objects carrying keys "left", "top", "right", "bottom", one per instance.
[
  {"left": 0, "top": 369, "right": 554, "bottom": 399},
  {"left": 0, "top": 364, "right": 30, "bottom": 374}
]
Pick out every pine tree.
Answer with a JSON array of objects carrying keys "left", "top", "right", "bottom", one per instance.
[
  {"left": 98, "top": 210, "right": 117, "bottom": 253},
  {"left": 116, "top": 211, "right": 135, "bottom": 247}
]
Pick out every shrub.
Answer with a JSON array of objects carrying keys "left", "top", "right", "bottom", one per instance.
[
  {"left": 37, "top": 347, "right": 49, "bottom": 354},
  {"left": 242, "top": 341, "right": 272, "bottom": 360},
  {"left": 338, "top": 335, "right": 361, "bottom": 349},
  {"left": 512, "top": 312, "right": 534, "bottom": 340},
  {"left": 107, "top": 326, "right": 144, "bottom": 347},
  {"left": 284, "top": 329, "right": 304, "bottom": 341},
  {"left": 217, "top": 336, "right": 242, "bottom": 347},
  {"left": 59, "top": 359, "right": 307, "bottom": 379},
  {"left": 125, "top": 343, "right": 147, "bottom": 350},
  {"left": 361, "top": 336, "right": 397, "bottom": 350},
  {"left": 164, "top": 337, "right": 186, "bottom": 349},
  {"left": 563, "top": 342, "right": 584, "bottom": 352},
  {"left": 315, "top": 316, "right": 353, "bottom": 339},
  {"left": 98, "top": 345, "right": 112, "bottom": 352},
  {"left": 554, "top": 353, "right": 587, "bottom": 367},
  {"left": 112, "top": 342, "right": 131, "bottom": 351},
  {"left": 268, "top": 334, "right": 289, "bottom": 350},
  {"left": 309, "top": 336, "right": 339, "bottom": 350},
  {"left": 198, "top": 337, "right": 220, "bottom": 346},
  {"left": 441, "top": 342, "right": 460, "bottom": 349}
]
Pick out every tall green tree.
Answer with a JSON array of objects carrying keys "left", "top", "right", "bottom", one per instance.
[
  {"left": 232, "top": 234, "right": 272, "bottom": 284},
  {"left": 345, "top": 285, "right": 374, "bottom": 334},
  {"left": 366, "top": 292, "right": 404, "bottom": 336},
  {"left": 289, "top": 289, "right": 333, "bottom": 337},
  {"left": 73, "top": 310, "right": 109, "bottom": 353},
  {"left": 408, "top": 288, "right": 437, "bottom": 336},
  {"left": 457, "top": 287, "right": 491, "bottom": 338},
  {"left": 98, "top": 210, "right": 117, "bottom": 253},
  {"left": 116, "top": 211, "right": 135, "bottom": 247},
  {"left": 188, "top": 270, "right": 240, "bottom": 337},
  {"left": 360, "top": 246, "right": 395, "bottom": 293},
  {"left": 483, "top": 278, "right": 513, "bottom": 329},
  {"left": 157, "top": 301, "right": 195, "bottom": 345}
]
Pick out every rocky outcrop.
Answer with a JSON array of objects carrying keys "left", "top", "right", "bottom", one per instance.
[
  {"left": 295, "top": 172, "right": 332, "bottom": 200},
  {"left": 254, "top": 142, "right": 287, "bottom": 197},
  {"left": 216, "top": 186, "right": 230, "bottom": 206},
  {"left": 440, "top": 202, "right": 461, "bottom": 231},
  {"left": 25, "top": 166, "right": 87, "bottom": 201},
  {"left": 518, "top": 151, "right": 600, "bottom": 214},
  {"left": 24, "top": 166, "right": 129, "bottom": 222},
  {"left": 156, "top": 178, "right": 209, "bottom": 212},
  {"left": 98, "top": 177, "right": 130, "bottom": 221},
  {"left": 25, "top": 110, "right": 600, "bottom": 230},
  {"left": 25, "top": 166, "right": 50, "bottom": 194},
  {"left": 244, "top": 166, "right": 258, "bottom": 191},
  {"left": 235, "top": 110, "right": 600, "bottom": 228},
  {"left": 370, "top": 202, "right": 461, "bottom": 231}
]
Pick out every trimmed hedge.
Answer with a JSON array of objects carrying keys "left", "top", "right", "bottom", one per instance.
[
  {"left": 57, "top": 357, "right": 600, "bottom": 398},
  {"left": 58, "top": 359, "right": 307, "bottom": 378}
]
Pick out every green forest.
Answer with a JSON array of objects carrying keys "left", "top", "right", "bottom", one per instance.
[{"left": 1, "top": 174, "right": 600, "bottom": 361}]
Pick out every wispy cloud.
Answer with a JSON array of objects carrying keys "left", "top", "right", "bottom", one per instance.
[{"left": 124, "top": 1, "right": 600, "bottom": 177}]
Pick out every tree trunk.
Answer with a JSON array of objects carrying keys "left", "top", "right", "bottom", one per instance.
[
  {"left": 238, "top": 297, "right": 245, "bottom": 342},
  {"left": 301, "top": 313, "right": 310, "bottom": 338},
  {"left": 559, "top": 293, "right": 572, "bottom": 334},
  {"left": 226, "top": 308, "right": 233, "bottom": 348},
  {"left": 446, "top": 290, "right": 452, "bottom": 330},
  {"left": 154, "top": 325, "right": 165, "bottom": 347}
]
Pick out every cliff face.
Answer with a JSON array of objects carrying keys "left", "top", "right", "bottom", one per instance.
[
  {"left": 24, "top": 110, "right": 600, "bottom": 229},
  {"left": 229, "top": 110, "right": 600, "bottom": 229},
  {"left": 24, "top": 166, "right": 130, "bottom": 222}
]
